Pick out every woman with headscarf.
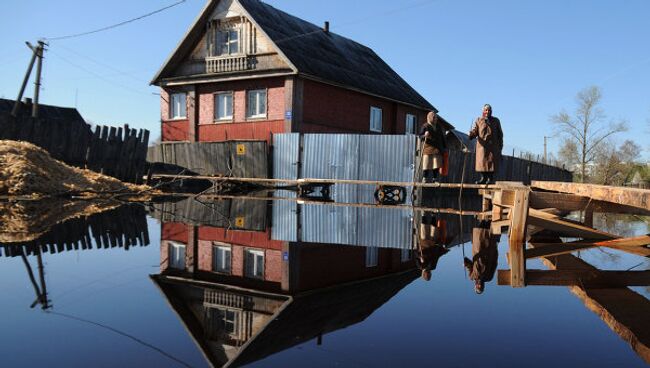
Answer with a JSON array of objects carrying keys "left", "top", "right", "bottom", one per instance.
[
  {"left": 469, "top": 104, "right": 503, "bottom": 184},
  {"left": 419, "top": 111, "right": 447, "bottom": 183},
  {"left": 416, "top": 212, "right": 449, "bottom": 281},
  {"left": 463, "top": 220, "right": 499, "bottom": 294}
]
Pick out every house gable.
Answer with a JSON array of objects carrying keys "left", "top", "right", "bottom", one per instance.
[{"left": 152, "top": 0, "right": 295, "bottom": 85}]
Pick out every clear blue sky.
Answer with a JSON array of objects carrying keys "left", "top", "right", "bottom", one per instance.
[{"left": 1, "top": 0, "right": 649, "bottom": 158}]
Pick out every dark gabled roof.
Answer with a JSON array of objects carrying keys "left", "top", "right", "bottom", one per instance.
[
  {"left": 238, "top": 0, "right": 435, "bottom": 111},
  {"left": 153, "top": 0, "right": 435, "bottom": 111},
  {"left": 0, "top": 98, "right": 85, "bottom": 123}
]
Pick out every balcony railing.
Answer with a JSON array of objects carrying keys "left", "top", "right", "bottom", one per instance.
[{"left": 206, "top": 55, "right": 251, "bottom": 74}]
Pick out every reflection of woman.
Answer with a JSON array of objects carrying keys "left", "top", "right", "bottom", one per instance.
[
  {"left": 416, "top": 213, "right": 449, "bottom": 281},
  {"left": 463, "top": 220, "right": 499, "bottom": 294}
]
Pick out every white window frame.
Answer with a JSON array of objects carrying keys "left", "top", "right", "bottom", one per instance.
[
  {"left": 170, "top": 92, "right": 187, "bottom": 119},
  {"left": 370, "top": 106, "right": 382, "bottom": 133},
  {"left": 246, "top": 89, "right": 267, "bottom": 119},
  {"left": 405, "top": 113, "right": 417, "bottom": 135},
  {"left": 212, "top": 244, "right": 232, "bottom": 274},
  {"left": 216, "top": 28, "right": 240, "bottom": 56},
  {"left": 168, "top": 241, "right": 186, "bottom": 270},
  {"left": 365, "top": 246, "right": 378, "bottom": 268},
  {"left": 214, "top": 91, "right": 234, "bottom": 122},
  {"left": 244, "top": 249, "right": 265, "bottom": 279}
]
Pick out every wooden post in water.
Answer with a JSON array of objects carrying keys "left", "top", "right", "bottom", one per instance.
[{"left": 508, "top": 187, "right": 530, "bottom": 287}]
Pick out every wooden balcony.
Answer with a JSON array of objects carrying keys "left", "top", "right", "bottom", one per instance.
[{"left": 206, "top": 55, "right": 251, "bottom": 74}]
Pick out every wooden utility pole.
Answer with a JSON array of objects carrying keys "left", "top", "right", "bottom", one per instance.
[{"left": 11, "top": 40, "right": 47, "bottom": 118}]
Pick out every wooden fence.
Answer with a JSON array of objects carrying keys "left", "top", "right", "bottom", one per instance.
[
  {"left": 147, "top": 141, "right": 268, "bottom": 178},
  {"left": 0, "top": 204, "right": 149, "bottom": 257},
  {"left": 0, "top": 114, "right": 149, "bottom": 183}
]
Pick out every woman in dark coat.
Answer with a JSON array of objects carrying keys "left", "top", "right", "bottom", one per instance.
[
  {"left": 469, "top": 104, "right": 503, "bottom": 184},
  {"left": 420, "top": 111, "right": 447, "bottom": 183},
  {"left": 464, "top": 220, "right": 499, "bottom": 294}
]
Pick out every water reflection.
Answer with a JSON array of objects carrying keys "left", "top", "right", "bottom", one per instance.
[
  {"left": 1, "top": 196, "right": 649, "bottom": 367},
  {"left": 464, "top": 220, "right": 500, "bottom": 294}
]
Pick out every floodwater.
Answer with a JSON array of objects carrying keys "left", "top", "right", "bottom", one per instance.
[{"left": 1, "top": 196, "right": 649, "bottom": 368}]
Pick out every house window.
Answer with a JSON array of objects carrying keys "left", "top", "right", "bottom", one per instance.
[
  {"left": 223, "top": 309, "right": 238, "bottom": 334},
  {"left": 244, "top": 249, "right": 265, "bottom": 279},
  {"left": 169, "top": 242, "right": 186, "bottom": 270},
  {"left": 217, "top": 29, "right": 240, "bottom": 56},
  {"left": 405, "top": 114, "right": 417, "bottom": 135},
  {"left": 247, "top": 89, "right": 267, "bottom": 119},
  {"left": 365, "top": 246, "right": 378, "bottom": 267},
  {"left": 214, "top": 92, "right": 233, "bottom": 121},
  {"left": 370, "top": 106, "right": 382, "bottom": 133},
  {"left": 170, "top": 92, "right": 187, "bottom": 119},
  {"left": 212, "top": 244, "right": 232, "bottom": 274}
]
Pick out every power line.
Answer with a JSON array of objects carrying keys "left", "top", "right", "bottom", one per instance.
[
  {"left": 54, "top": 43, "right": 150, "bottom": 83},
  {"left": 49, "top": 49, "right": 156, "bottom": 97},
  {"left": 44, "top": 0, "right": 188, "bottom": 41}
]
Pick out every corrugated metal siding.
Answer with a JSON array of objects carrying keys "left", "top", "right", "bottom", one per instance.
[
  {"left": 272, "top": 133, "right": 299, "bottom": 180},
  {"left": 271, "top": 190, "right": 297, "bottom": 242},
  {"left": 271, "top": 133, "right": 416, "bottom": 249}
]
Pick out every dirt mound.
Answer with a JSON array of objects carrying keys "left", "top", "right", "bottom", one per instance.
[{"left": 0, "top": 140, "right": 148, "bottom": 196}]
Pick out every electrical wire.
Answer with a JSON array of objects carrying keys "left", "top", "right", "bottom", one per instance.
[{"left": 44, "top": 0, "right": 188, "bottom": 41}]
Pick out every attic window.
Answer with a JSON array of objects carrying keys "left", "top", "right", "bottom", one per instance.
[{"left": 217, "top": 29, "right": 240, "bottom": 56}]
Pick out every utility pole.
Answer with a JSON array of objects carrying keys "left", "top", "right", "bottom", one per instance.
[
  {"left": 11, "top": 40, "right": 47, "bottom": 118},
  {"left": 32, "top": 40, "right": 47, "bottom": 118},
  {"left": 544, "top": 136, "right": 550, "bottom": 164}
]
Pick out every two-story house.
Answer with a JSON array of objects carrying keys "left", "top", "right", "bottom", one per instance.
[{"left": 152, "top": 0, "right": 448, "bottom": 143}]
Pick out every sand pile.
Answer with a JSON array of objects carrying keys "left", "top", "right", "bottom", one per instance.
[
  {"left": 0, "top": 140, "right": 149, "bottom": 197},
  {"left": 0, "top": 199, "right": 119, "bottom": 243}
]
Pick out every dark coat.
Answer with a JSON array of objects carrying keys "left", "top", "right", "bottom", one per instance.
[
  {"left": 466, "top": 227, "right": 499, "bottom": 282},
  {"left": 420, "top": 122, "right": 447, "bottom": 155},
  {"left": 469, "top": 116, "right": 503, "bottom": 172},
  {"left": 417, "top": 240, "right": 449, "bottom": 271}
]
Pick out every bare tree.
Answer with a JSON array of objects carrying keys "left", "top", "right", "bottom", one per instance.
[
  {"left": 551, "top": 86, "right": 627, "bottom": 182},
  {"left": 557, "top": 139, "right": 580, "bottom": 170}
]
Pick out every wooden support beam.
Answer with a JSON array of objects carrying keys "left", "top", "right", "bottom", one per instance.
[
  {"left": 529, "top": 191, "right": 590, "bottom": 211},
  {"left": 508, "top": 188, "right": 530, "bottom": 287},
  {"left": 532, "top": 181, "right": 650, "bottom": 212},
  {"left": 525, "top": 243, "right": 596, "bottom": 259},
  {"left": 528, "top": 208, "right": 617, "bottom": 240},
  {"left": 491, "top": 219, "right": 510, "bottom": 235},
  {"left": 498, "top": 269, "right": 650, "bottom": 288},
  {"left": 525, "top": 242, "right": 650, "bottom": 363}
]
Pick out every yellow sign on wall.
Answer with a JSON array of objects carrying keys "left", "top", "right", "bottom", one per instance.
[
  {"left": 235, "top": 217, "right": 245, "bottom": 227},
  {"left": 236, "top": 144, "right": 246, "bottom": 155}
]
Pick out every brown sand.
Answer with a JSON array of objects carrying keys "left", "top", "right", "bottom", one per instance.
[{"left": 0, "top": 140, "right": 150, "bottom": 197}]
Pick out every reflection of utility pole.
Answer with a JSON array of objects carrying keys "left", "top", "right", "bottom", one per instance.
[{"left": 20, "top": 250, "right": 51, "bottom": 310}]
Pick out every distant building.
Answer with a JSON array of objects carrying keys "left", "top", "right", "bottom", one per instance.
[{"left": 152, "top": 0, "right": 450, "bottom": 143}]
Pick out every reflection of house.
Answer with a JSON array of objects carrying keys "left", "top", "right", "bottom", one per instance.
[
  {"left": 152, "top": 0, "right": 446, "bottom": 144},
  {"left": 154, "top": 197, "right": 420, "bottom": 367},
  {"left": 153, "top": 267, "right": 418, "bottom": 368}
]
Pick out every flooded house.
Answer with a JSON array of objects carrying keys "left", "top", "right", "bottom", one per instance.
[{"left": 151, "top": 0, "right": 451, "bottom": 144}]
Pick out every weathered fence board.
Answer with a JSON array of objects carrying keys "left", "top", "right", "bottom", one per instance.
[{"left": 0, "top": 114, "right": 149, "bottom": 183}]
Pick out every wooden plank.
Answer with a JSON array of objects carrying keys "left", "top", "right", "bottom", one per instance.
[
  {"left": 508, "top": 188, "right": 529, "bottom": 287},
  {"left": 532, "top": 181, "right": 650, "bottom": 211},
  {"left": 525, "top": 242, "right": 597, "bottom": 259},
  {"left": 529, "top": 191, "right": 591, "bottom": 211},
  {"left": 528, "top": 208, "right": 617, "bottom": 240},
  {"left": 528, "top": 242, "right": 650, "bottom": 363},
  {"left": 498, "top": 270, "right": 650, "bottom": 287},
  {"left": 490, "top": 219, "right": 510, "bottom": 235}
]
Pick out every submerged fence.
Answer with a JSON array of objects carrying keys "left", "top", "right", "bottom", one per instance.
[{"left": 0, "top": 114, "right": 149, "bottom": 183}]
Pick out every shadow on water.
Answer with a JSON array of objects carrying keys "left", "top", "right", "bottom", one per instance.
[{"left": 1, "top": 194, "right": 649, "bottom": 367}]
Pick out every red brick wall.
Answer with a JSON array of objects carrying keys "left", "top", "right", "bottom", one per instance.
[
  {"left": 162, "top": 120, "right": 190, "bottom": 141},
  {"left": 193, "top": 77, "right": 287, "bottom": 143},
  {"left": 162, "top": 223, "right": 189, "bottom": 244},
  {"left": 197, "top": 227, "right": 284, "bottom": 250},
  {"left": 294, "top": 243, "right": 413, "bottom": 291},
  {"left": 301, "top": 79, "right": 429, "bottom": 134}
]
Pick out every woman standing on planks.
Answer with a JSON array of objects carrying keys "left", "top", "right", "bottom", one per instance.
[
  {"left": 469, "top": 104, "right": 503, "bottom": 185},
  {"left": 420, "top": 111, "right": 447, "bottom": 183}
]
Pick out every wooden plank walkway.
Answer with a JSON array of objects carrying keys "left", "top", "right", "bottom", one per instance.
[{"left": 532, "top": 181, "right": 650, "bottom": 211}]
